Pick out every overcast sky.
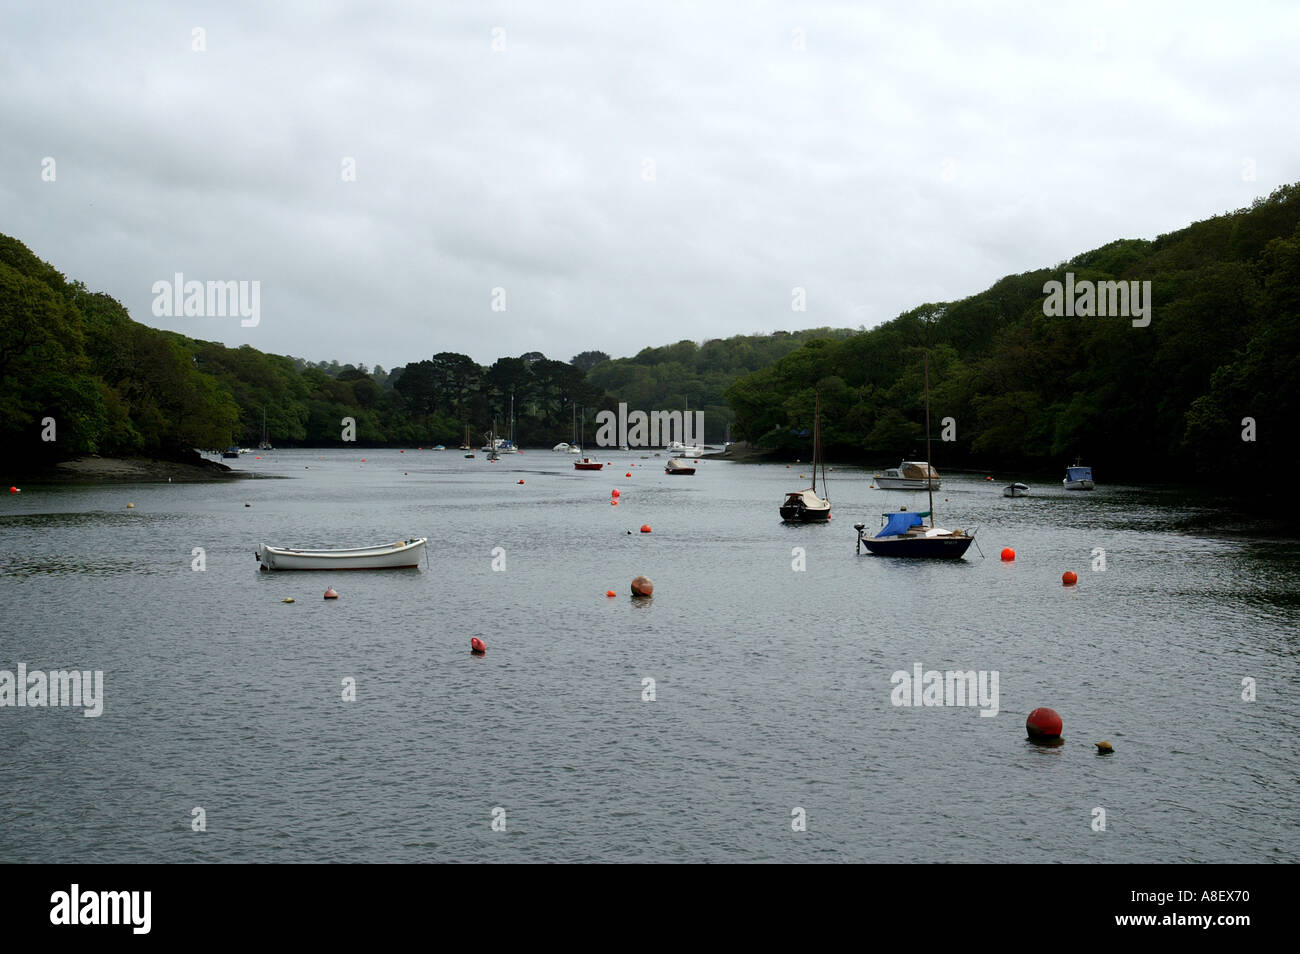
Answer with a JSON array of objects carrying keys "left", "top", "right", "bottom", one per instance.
[{"left": 2, "top": 1, "right": 1296, "bottom": 370}]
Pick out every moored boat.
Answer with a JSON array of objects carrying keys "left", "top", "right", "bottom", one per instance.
[
  {"left": 1003, "top": 482, "right": 1030, "bottom": 497},
  {"left": 855, "top": 510, "right": 974, "bottom": 558},
  {"left": 574, "top": 458, "right": 603, "bottom": 471},
  {"left": 665, "top": 459, "right": 695, "bottom": 475},
  {"left": 874, "top": 461, "right": 940, "bottom": 490},
  {"left": 780, "top": 393, "right": 831, "bottom": 523},
  {"left": 855, "top": 353, "right": 975, "bottom": 559},
  {"left": 257, "top": 538, "right": 427, "bottom": 571},
  {"left": 1064, "top": 461, "right": 1094, "bottom": 490}
]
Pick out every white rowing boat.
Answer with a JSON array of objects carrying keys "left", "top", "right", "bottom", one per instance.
[{"left": 257, "top": 538, "right": 426, "bottom": 570}]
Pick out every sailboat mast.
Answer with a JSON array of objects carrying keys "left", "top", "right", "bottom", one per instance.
[
  {"left": 812, "top": 393, "right": 820, "bottom": 495},
  {"left": 925, "top": 351, "right": 934, "bottom": 527}
]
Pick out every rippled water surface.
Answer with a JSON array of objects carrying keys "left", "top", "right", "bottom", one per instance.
[{"left": 1, "top": 449, "right": 1297, "bottom": 862}]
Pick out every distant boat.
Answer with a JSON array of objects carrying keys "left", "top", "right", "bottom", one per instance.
[
  {"left": 856, "top": 354, "right": 975, "bottom": 559},
  {"left": 259, "top": 409, "right": 272, "bottom": 450},
  {"left": 874, "top": 461, "right": 940, "bottom": 490},
  {"left": 552, "top": 442, "right": 572, "bottom": 452},
  {"left": 1064, "top": 460, "right": 1094, "bottom": 490},
  {"left": 463, "top": 424, "right": 475, "bottom": 458},
  {"left": 665, "top": 459, "right": 695, "bottom": 475},
  {"left": 431, "top": 445, "right": 445, "bottom": 451},
  {"left": 257, "top": 538, "right": 427, "bottom": 571},
  {"left": 1003, "top": 482, "right": 1030, "bottom": 497},
  {"left": 780, "top": 394, "right": 830, "bottom": 522},
  {"left": 667, "top": 440, "right": 706, "bottom": 457},
  {"left": 223, "top": 446, "right": 239, "bottom": 459},
  {"left": 499, "top": 396, "right": 519, "bottom": 453},
  {"left": 573, "top": 408, "right": 601, "bottom": 469}
]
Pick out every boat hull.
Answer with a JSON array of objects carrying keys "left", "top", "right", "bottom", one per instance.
[
  {"left": 861, "top": 534, "right": 973, "bottom": 558},
  {"left": 574, "top": 460, "right": 603, "bottom": 470},
  {"left": 874, "top": 476, "right": 940, "bottom": 491},
  {"left": 258, "top": 538, "right": 426, "bottom": 570},
  {"left": 1063, "top": 479, "right": 1094, "bottom": 490},
  {"left": 781, "top": 506, "right": 831, "bottom": 522},
  {"left": 1003, "top": 483, "right": 1030, "bottom": 497}
]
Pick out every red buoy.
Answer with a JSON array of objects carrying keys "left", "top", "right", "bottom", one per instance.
[
  {"left": 1001, "top": 547, "right": 1015, "bottom": 561},
  {"left": 611, "top": 499, "right": 619, "bottom": 506},
  {"left": 8, "top": 486, "right": 18, "bottom": 494},
  {"left": 631, "top": 575, "right": 654, "bottom": 597},
  {"left": 640, "top": 524, "right": 651, "bottom": 533},
  {"left": 605, "top": 589, "right": 616, "bottom": 597},
  {"left": 611, "top": 489, "right": 620, "bottom": 497},
  {"left": 1062, "top": 571, "right": 1078, "bottom": 586},
  {"left": 1026, "top": 707, "right": 1063, "bottom": 740},
  {"left": 625, "top": 472, "right": 631, "bottom": 477},
  {"left": 470, "top": 637, "right": 486, "bottom": 654},
  {"left": 324, "top": 587, "right": 339, "bottom": 599},
  {"left": 518, "top": 479, "right": 525, "bottom": 484}
]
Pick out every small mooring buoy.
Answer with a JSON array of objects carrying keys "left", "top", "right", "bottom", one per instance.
[
  {"left": 1062, "top": 571, "right": 1078, "bottom": 586},
  {"left": 1001, "top": 547, "right": 1015, "bottom": 562},
  {"left": 631, "top": 575, "right": 654, "bottom": 597},
  {"left": 324, "top": 587, "right": 339, "bottom": 600},
  {"left": 640, "top": 524, "right": 652, "bottom": 533},
  {"left": 471, "top": 637, "right": 486, "bottom": 655},
  {"left": 1095, "top": 741, "right": 1114, "bottom": 754}
]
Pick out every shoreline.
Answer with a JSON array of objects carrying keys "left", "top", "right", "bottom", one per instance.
[{"left": 11, "top": 454, "right": 247, "bottom": 485}]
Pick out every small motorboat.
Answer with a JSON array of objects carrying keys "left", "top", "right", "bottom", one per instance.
[
  {"left": 874, "top": 461, "right": 940, "bottom": 490},
  {"left": 257, "top": 538, "right": 427, "bottom": 571},
  {"left": 552, "top": 443, "right": 571, "bottom": 452},
  {"left": 1003, "top": 482, "right": 1030, "bottom": 497},
  {"left": 665, "top": 459, "right": 695, "bottom": 475},
  {"left": 1064, "top": 461, "right": 1094, "bottom": 490},
  {"left": 222, "top": 446, "right": 239, "bottom": 459},
  {"left": 574, "top": 458, "right": 603, "bottom": 471}
]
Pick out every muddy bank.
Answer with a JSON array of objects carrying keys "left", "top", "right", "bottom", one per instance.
[{"left": 11, "top": 453, "right": 246, "bottom": 484}]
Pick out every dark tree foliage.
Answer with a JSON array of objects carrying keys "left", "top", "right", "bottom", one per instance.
[{"left": 724, "top": 184, "right": 1300, "bottom": 479}]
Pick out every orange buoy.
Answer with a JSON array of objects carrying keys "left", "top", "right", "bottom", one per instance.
[
  {"left": 640, "top": 524, "right": 651, "bottom": 533},
  {"left": 324, "top": 587, "right": 339, "bottom": 599},
  {"left": 470, "top": 637, "right": 486, "bottom": 654},
  {"left": 611, "top": 489, "right": 620, "bottom": 497},
  {"left": 985, "top": 475, "right": 992, "bottom": 481},
  {"left": 518, "top": 479, "right": 525, "bottom": 484},
  {"left": 611, "top": 499, "right": 619, "bottom": 506},
  {"left": 605, "top": 590, "right": 616, "bottom": 597},
  {"left": 631, "top": 575, "right": 654, "bottom": 597},
  {"left": 1001, "top": 547, "right": 1015, "bottom": 562},
  {"left": 1062, "top": 571, "right": 1078, "bottom": 586},
  {"left": 1026, "top": 707, "right": 1063, "bottom": 741}
]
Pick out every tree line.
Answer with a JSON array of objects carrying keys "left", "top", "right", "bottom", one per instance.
[{"left": 725, "top": 184, "right": 1298, "bottom": 479}]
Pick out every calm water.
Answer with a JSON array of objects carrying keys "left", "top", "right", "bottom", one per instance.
[{"left": 1, "top": 449, "right": 1297, "bottom": 863}]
